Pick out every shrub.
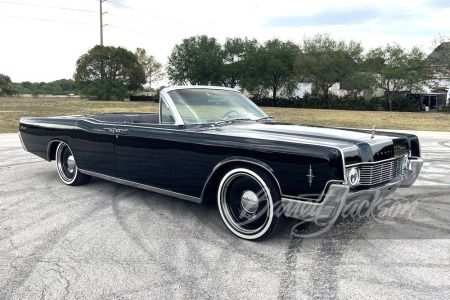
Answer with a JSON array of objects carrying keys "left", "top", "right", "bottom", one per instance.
[
  {"left": 392, "top": 95, "right": 421, "bottom": 112},
  {"left": 250, "top": 93, "right": 421, "bottom": 112},
  {"left": 80, "top": 79, "right": 129, "bottom": 101},
  {"left": 438, "top": 102, "right": 450, "bottom": 113},
  {"left": 32, "top": 90, "right": 42, "bottom": 98}
]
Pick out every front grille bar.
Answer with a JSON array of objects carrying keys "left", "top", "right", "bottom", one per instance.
[{"left": 354, "top": 156, "right": 407, "bottom": 186}]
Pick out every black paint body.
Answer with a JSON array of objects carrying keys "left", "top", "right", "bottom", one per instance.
[{"left": 19, "top": 113, "right": 421, "bottom": 202}]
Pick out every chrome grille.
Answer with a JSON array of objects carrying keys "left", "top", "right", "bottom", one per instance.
[{"left": 356, "top": 156, "right": 407, "bottom": 186}]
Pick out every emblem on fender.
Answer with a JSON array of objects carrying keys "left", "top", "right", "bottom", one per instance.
[{"left": 307, "top": 165, "right": 315, "bottom": 187}]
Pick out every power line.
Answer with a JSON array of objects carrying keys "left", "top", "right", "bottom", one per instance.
[
  {"left": 0, "top": 14, "right": 97, "bottom": 25},
  {"left": 0, "top": 1, "right": 189, "bottom": 44},
  {"left": 0, "top": 0, "right": 225, "bottom": 44},
  {"left": 108, "top": 25, "right": 178, "bottom": 42},
  {"left": 0, "top": 0, "right": 96, "bottom": 13},
  {"left": 107, "top": 13, "right": 184, "bottom": 36},
  {"left": 106, "top": 0, "right": 225, "bottom": 37}
]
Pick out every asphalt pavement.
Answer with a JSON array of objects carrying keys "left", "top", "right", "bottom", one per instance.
[{"left": 0, "top": 130, "right": 449, "bottom": 299}]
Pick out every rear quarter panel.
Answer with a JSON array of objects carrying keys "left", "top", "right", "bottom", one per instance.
[{"left": 19, "top": 117, "right": 78, "bottom": 160}]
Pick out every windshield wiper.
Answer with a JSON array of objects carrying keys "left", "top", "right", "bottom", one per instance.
[
  {"left": 213, "top": 118, "right": 253, "bottom": 126},
  {"left": 256, "top": 116, "right": 273, "bottom": 121}
]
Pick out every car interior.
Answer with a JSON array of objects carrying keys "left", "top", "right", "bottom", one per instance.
[{"left": 86, "top": 113, "right": 160, "bottom": 124}]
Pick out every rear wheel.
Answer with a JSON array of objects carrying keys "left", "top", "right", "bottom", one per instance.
[
  {"left": 55, "top": 142, "right": 91, "bottom": 186},
  {"left": 217, "top": 166, "right": 286, "bottom": 240}
]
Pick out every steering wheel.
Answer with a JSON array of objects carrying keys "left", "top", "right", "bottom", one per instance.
[{"left": 221, "top": 110, "right": 240, "bottom": 120}]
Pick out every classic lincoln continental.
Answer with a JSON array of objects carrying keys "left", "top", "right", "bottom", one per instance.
[{"left": 19, "top": 86, "right": 423, "bottom": 240}]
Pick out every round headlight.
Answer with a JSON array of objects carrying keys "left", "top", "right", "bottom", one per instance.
[{"left": 347, "top": 167, "right": 360, "bottom": 187}]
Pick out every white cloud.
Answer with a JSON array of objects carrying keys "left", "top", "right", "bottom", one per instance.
[{"left": 0, "top": 0, "right": 448, "bottom": 85}]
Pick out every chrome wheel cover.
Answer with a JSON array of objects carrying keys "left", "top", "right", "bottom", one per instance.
[
  {"left": 218, "top": 168, "right": 274, "bottom": 239},
  {"left": 56, "top": 142, "right": 78, "bottom": 184}
]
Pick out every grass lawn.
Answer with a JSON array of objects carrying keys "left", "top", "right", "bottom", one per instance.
[
  {"left": 1, "top": 97, "right": 449, "bottom": 133},
  {"left": 1, "top": 97, "right": 159, "bottom": 134},
  {"left": 263, "top": 107, "right": 450, "bottom": 132}
]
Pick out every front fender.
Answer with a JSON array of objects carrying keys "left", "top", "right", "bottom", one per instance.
[{"left": 200, "top": 156, "right": 280, "bottom": 202}]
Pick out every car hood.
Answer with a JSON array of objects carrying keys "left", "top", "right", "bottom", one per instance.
[{"left": 201, "top": 122, "right": 409, "bottom": 164}]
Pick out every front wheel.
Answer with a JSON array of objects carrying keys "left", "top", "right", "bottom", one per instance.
[
  {"left": 217, "top": 166, "right": 286, "bottom": 240},
  {"left": 55, "top": 142, "right": 91, "bottom": 186}
]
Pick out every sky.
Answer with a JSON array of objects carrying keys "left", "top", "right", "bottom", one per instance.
[{"left": 0, "top": 0, "right": 449, "bottom": 86}]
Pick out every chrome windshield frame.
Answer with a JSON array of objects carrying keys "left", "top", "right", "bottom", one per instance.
[
  {"left": 159, "top": 93, "right": 185, "bottom": 125},
  {"left": 159, "top": 86, "right": 259, "bottom": 126}
]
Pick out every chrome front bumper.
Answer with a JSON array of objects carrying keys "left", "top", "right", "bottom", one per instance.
[
  {"left": 282, "top": 157, "right": 423, "bottom": 220},
  {"left": 282, "top": 185, "right": 349, "bottom": 221},
  {"left": 399, "top": 158, "right": 423, "bottom": 187},
  {"left": 18, "top": 131, "right": 28, "bottom": 152}
]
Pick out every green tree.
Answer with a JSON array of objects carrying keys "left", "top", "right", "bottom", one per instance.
[
  {"left": 55, "top": 79, "right": 77, "bottom": 93},
  {"left": 10, "top": 83, "right": 24, "bottom": 95},
  {"left": 32, "top": 90, "right": 42, "bottom": 98},
  {"left": 17, "top": 79, "right": 77, "bottom": 95},
  {"left": 26, "top": 82, "right": 45, "bottom": 92},
  {"left": 221, "top": 37, "right": 258, "bottom": 88},
  {"left": 364, "top": 44, "right": 430, "bottom": 111},
  {"left": 0, "top": 73, "right": 12, "bottom": 95},
  {"left": 41, "top": 82, "right": 63, "bottom": 95},
  {"left": 135, "top": 48, "right": 165, "bottom": 89},
  {"left": 20, "top": 81, "right": 33, "bottom": 91},
  {"left": 242, "top": 39, "right": 300, "bottom": 102},
  {"left": 294, "top": 33, "right": 364, "bottom": 100},
  {"left": 74, "top": 45, "right": 146, "bottom": 100},
  {"left": 428, "top": 34, "right": 450, "bottom": 83},
  {"left": 167, "top": 35, "right": 223, "bottom": 85}
]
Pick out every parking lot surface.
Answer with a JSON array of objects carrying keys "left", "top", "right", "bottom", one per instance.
[{"left": 0, "top": 131, "right": 449, "bottom": 299}]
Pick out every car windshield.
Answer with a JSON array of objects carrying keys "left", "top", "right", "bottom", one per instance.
[{"left": 167, "top": 88, "right": 267, "bottom": 124}]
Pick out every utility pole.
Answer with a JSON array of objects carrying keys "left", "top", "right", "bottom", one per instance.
[
  {"left": 99, "top": 0, "right": 107, "bottom": 79},
  {"left": 100, "top": 0, "right": 107, "bottom": 46},
  {"left": 100, "top": 0, "right": 103, "bottom": 45}
]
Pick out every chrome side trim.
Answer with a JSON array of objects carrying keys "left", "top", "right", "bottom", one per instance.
[
  {"left": 282, "top": 184, "right": 349, "bottom": 220},
  {"left": 18, "top": 131, "right": 27, "bottom": 152},
  {"left": 80, "top": 118, "right": 346, "bottom": 152},
  {"left": 78, "top": 169, "right": 202, "bottom": 203},
  {"left": 399, "top": 158, "right": 423, "bottom": 188}
]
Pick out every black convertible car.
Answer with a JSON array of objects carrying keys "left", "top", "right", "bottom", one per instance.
[{"left": 19, "top": 86, "right": 423, "bottom": 240}]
